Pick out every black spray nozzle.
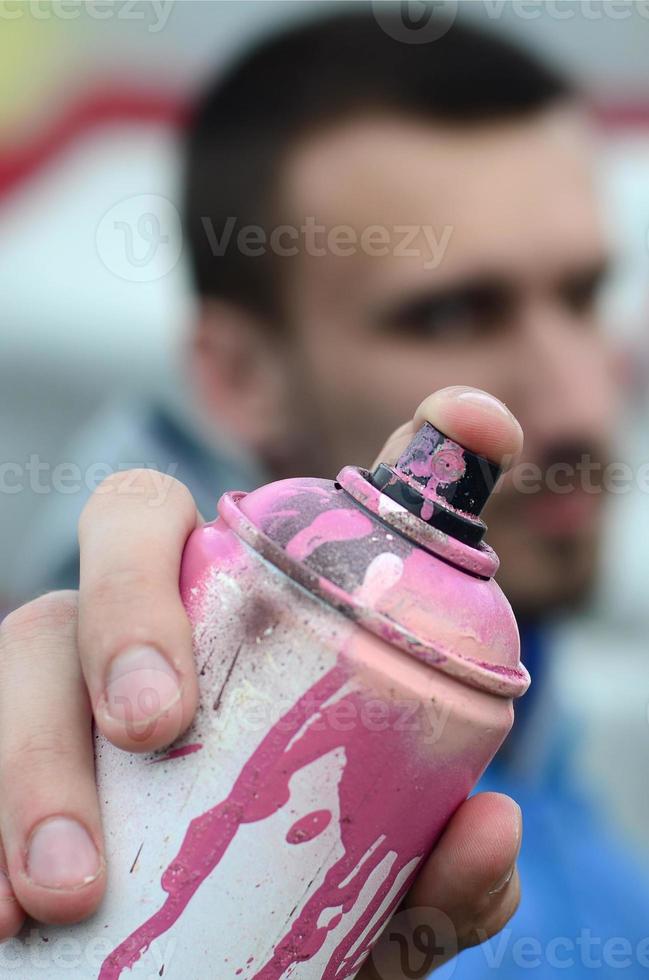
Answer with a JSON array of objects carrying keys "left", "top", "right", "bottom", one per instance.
[{"left": 370, "top": 422, "right": 502, "bottom": 547}]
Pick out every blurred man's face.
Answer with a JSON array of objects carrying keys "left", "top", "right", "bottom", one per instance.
[{"left": 274, "top": 106, "right": 616, "bottom": 617}]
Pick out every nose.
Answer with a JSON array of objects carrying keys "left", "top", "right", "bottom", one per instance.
[{"left": 513, "top": 305, "right": 614, "bottom": 453}]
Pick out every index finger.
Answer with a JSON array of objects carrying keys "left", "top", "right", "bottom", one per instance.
[{"left": 77, "top": 470, "right": 201, "bottom": 752}]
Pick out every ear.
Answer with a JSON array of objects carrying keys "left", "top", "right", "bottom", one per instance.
[{"left": 189, "top": 299, "right": 290, "bottom": 455}]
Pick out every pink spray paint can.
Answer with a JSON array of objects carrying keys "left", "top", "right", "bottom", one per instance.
[{"left": 14, "top": 424, "right": 529, "bottom": 979}]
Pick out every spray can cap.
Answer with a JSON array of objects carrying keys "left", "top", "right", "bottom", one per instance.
[{"left": 370, "top": 422, "right": 502, "bottom": 547}]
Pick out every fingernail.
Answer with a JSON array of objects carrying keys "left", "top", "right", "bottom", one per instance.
[
  {"left": 488, "top": 801, "right": 522, "bottom": 896},
  {"left": 511, "top": 800, "right": 523, "bottom": 850},
  {"left": 488, "top": 865, "right": 515, "bottom": 896},
  {"left": 0, "top": 868, "right": 14, "bottom": 901},
  {"left": 104, "top": 645, "right": 182, "bottom": 727},
  {"left": 26, "top": 817, "right": 101, "bottom": 890}
]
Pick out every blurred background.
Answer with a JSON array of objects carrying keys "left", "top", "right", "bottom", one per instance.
[{"left": 1, "top": 0, "right": 648, "bottom": 880}]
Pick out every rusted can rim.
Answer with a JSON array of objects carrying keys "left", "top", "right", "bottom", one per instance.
[{"left": 218, "top": 491, "right": 529, "bottom": 700}]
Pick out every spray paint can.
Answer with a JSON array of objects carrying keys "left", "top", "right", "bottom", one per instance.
[{"left": 15, "top": 423, "right": 529, "bottom": 980}]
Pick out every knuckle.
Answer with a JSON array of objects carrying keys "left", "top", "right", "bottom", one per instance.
[
  {"left": 1, "top": 591, "right": 78, "bottom": 645},
  {"left": 83, "top": 566, "right": 158, "bottom": 614},
  {"left": 2, "top": 727, "right": 82, "bottom": 786},
  {"left": 0, "top": 901, "right": 24, "bottom": 941}
]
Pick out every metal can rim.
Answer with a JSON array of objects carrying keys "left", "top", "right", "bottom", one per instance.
[
  {"left": 218, "top": 490, "right": 530, "bottom": 700},
  {"left": 337, "top": 466, "right": 499, "bottom": 578}
]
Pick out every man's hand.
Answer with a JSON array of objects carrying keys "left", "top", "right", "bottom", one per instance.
[{"left": 0, "top": 386, "right": 524, "bottom": 975}]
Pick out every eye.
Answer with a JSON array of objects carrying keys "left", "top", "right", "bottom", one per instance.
[
  {"left": 401, "top": 294, "right": 477, "bottom": 339},
  {"left": 378, "top": 285, "right": 512, "bottom": 342},
  {"left": 560, "top": 264, "right": 609, "bottom": 318}
]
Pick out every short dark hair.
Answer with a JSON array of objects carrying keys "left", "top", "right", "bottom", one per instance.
[{"left": 184, "top": 9, "right": 572, "bottom": 319}]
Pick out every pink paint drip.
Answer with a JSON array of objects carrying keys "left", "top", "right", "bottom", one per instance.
[
  {"left": 419, "top": 442, "right": 467, "bottom": 517},
  {"left": 396, "top": 430, "right": 469, "bottom": 516},
  {"left": 148, "top": 743, "right": 203, "bottom": 764},
  {"left": 99, "top": 661, "right": 469, "bottom": 979},
  {"left": 286, "top": 809, "right": 332, "bottom": 845},
  {"left": 285, "top": 508, "right": 372, "bottom": 561}
]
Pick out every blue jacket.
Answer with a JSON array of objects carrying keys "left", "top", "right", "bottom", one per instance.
[{"left": 452, "top": 627, "right": 649, "bottom": 979}]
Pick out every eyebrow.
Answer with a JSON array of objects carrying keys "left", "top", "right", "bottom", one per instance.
[
  {"left": 373, "top": 276, "right": 514, "bottom": 328},
  {"left": 373, "top": 255, "right": 614, "bottom": 328}
]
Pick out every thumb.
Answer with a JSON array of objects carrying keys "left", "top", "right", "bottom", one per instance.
[{"left": 373, "top": 386, "right": 523, "bottom": 472}]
